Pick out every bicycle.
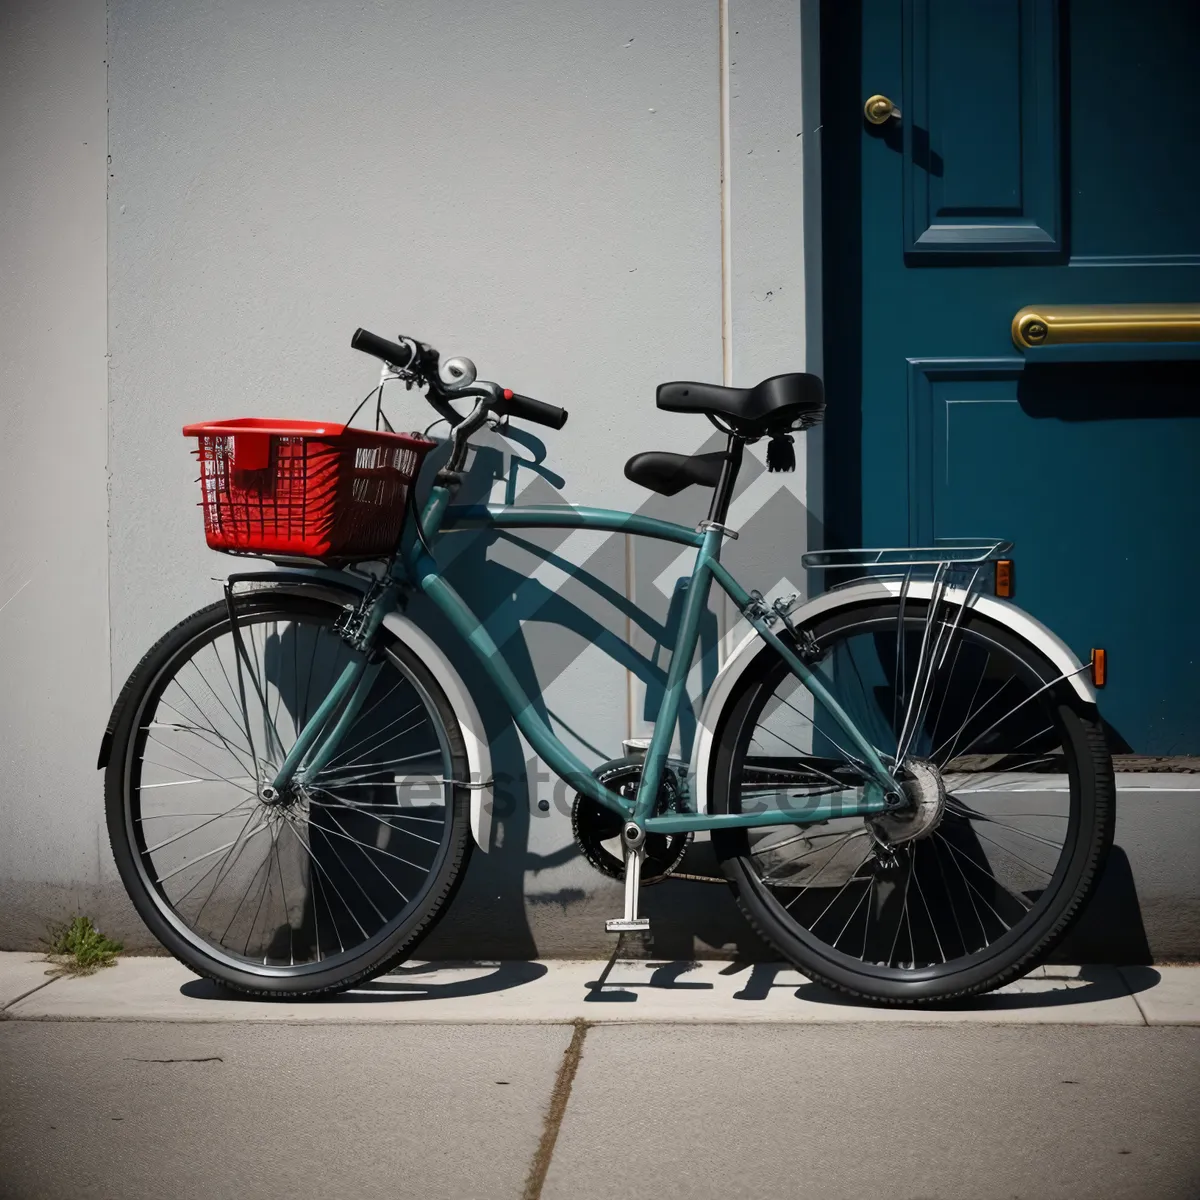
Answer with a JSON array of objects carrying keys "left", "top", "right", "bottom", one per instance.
[{"left": 100, "top": 327, "right": 1114, "bottom": 1005}]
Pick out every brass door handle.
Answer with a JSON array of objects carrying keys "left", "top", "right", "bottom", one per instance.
[
  {"left": 864, "top": 94, "right": 902, "bottom": 125},
  {"left": 1012, "top": 303, "right": 1200, "bottom": 349}
]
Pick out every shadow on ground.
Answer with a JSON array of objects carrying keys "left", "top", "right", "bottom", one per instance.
[
  {"left": 180, "top": 956, "right": 1161, "bottom": 1010},
  {"left": 580, "top": 960, "right": 1161, "bottom": 1010},
  {"left": 179, "top": 960, "right": 549, "bottom": 1004}
]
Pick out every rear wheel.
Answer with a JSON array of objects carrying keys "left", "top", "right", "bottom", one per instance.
[
  {"left": 105, "top": 590, "right": 472, "bottom": 997},
  {"left": 711, "top": 599, "right": 1114, "bottom": 1005}
]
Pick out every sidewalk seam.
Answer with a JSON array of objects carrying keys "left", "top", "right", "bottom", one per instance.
[
  {"left": 522, "top": 1018, "right": 588, "bottom": 1200},
  {"left": 1117, "top": 967, "right": 1152, "bottom": 1026},
  {"left": 0, "top": 974, "right": 62, "bottom": 1017}
]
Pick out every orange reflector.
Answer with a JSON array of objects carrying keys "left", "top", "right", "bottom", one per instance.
[
  {"left": 995, "top": 559, "right": 1014, "bottom": 598},
  {"left": 1091, "top": 648, "right": 1107, "bottom": 688}
]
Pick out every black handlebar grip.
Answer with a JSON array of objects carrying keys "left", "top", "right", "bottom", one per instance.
[
  {"left": 350, "top": 327, "right": 414, "bottom": 369},
  {"left": 499, "top": 389, "right": 569, "bottom": 430}
]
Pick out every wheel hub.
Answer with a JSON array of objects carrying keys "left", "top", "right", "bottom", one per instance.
[
  {"left": 258, "top": 782, "right": 299, "bottom": 809},
  {"left": 870, "top": 758, "right": 946, "bottom": 845}
]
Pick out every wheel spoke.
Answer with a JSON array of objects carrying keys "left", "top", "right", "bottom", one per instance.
[
  {"left": 931, "top": 650, "right": 996, "bottom": 765},
  {"left": 307, "top": 808, "right": 414, "bottom": 899},
  {"left": 808, "top": 858, "right": 874, "bottom": 935},
  {"left": 141, "top": 754, "right": 257, "bottom": 796},
  {"left": 937, "top": 665, "right": 1090, "bottom": 767},
  {"left": 910, "top": 849, "right": 947, "bottom": 965},
  {"left": 322, "top": 702, "right": 423, "bottom": 769},
  {"left": 183, "top": 658, "right": 260, "bottom": 773},
  {"left": 283, "top": 819, "right": 373, "bottom": 941},
  {"left": 307, "top": 822, "right": 388, "bottom": 926},
  {"left": 967, "top": 824, "right": 1057, "bottom": 879},
  {"left": 154, "top": 823, "right": 270, "bottom": 884},
  {"left": 945, "top": 799, "right": 1066, "bottom": 850},
  {"left": 147, "top": 708, "right": 254, "bottom": 775},
  {"left": 141, "top": 794, "right": 257, "bottom": 854},
  {"left": 885, "top": 850, "right": 915, "bottom": 969},
  {"left": 773, "top": 693, "right": 869, "bottom": 774},
  {"left": 142, "top": 738, "right": 257, "bottom": 788},
  {"left": 178, "top": 807, "right": 268, "bottom": 915},
  {"left": 309, "top": 806, "right": 430, "bottom": 876},
  {"left": 934, "top": 831, "right": 1027, "bottom": 920},
  {"left": 306, "top": 792, "right": 444, "bottom": 845},
  {"left": 831, "top": 879, "right": 872, "bottom": 951},
  {"left": 771, "top": 830, "right": 861, "bottom": 899},
  {"left": 316, "top": 748, "right": 444, "bottom": 788}
]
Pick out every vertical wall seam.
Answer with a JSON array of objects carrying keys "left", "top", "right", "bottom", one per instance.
[
  {"left": 717, "top": 0, "right": 733, "bottom": 664},
  {"left": 718, "top": 0, "right": 733, "bottom": 388},
  {"left": 104, "top": 0, "right": 114, "bottom": 706}
]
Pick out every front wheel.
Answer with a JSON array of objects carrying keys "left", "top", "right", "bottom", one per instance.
[
  {"left": 105, "top": 589, "right": 472, "bottom": 998},
  {"left": 711, "top": 599, "right": 1114, "bottom": 1005}
]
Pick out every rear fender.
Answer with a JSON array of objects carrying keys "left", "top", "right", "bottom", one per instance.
[{"left": 688, "top": 579, "right": 1096, "bottom": 815}]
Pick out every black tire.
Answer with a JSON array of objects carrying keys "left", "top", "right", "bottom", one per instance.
[
  {"left": 105, "top": 589, "right": 472, "bottom": 998},
  {"left": 711, "top": 599, "right": 1115, "bottom": 1005}
]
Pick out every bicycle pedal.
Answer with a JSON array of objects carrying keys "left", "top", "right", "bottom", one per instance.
[{"left": 605, "top": 917, "right": 650, "bottom": 933}]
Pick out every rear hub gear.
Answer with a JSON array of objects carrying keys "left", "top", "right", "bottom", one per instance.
[
  {"left": 572, "top": 758, "right": 691, "bottom": 885},
  {"left": 869, "top": 757, "right": 947, "bottom": 845}
]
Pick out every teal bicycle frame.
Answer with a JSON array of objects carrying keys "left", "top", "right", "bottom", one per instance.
[{"left": 268, "top": 485, "right": 900, "bottom": 834}]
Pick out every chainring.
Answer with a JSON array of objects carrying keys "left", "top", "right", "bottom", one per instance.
[{"left": 572, "top": 758, "right": 692, "bottom": 885}]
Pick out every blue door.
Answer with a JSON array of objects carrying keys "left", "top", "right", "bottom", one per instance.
[{"left": 821, "top": 0, "right": 1200, "bottom": 754}]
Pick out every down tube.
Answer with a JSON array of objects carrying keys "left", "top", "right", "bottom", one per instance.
[{"left": 413, "top": 556, "right": 633, "bottom": 819}]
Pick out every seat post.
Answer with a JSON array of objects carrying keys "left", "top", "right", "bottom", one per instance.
[{"left": 706, "top": 435, "right": 744, "bottom": 525}]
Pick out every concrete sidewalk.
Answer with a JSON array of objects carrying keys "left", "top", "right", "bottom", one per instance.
[
  {"left": 1, "top": 953, "right": 1199, "bottom": 1025},
  {"left": 3, "top": 956, "right": 1199, "bottom": 1200}
]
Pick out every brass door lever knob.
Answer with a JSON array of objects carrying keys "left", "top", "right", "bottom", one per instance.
[{"left": 864, "top": 94, "right": 902, "bottom": 125}]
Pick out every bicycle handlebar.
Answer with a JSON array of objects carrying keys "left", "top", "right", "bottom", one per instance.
[
  {"left": 350, "top": 327, "right": 415, "bottom": 369},
  {"left": 497, "top": 389, "right": 569, "bottom": 430},
  {"left": 350, "top": 327, "right": 569, "bottom": 431}
]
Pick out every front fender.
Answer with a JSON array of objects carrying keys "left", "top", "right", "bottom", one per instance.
[
  {"left": 688, "top": 579, "right": 1097, "bottom": 815},
  {"left": 100, "top": 569, "right": 496, "bottom": 851}
]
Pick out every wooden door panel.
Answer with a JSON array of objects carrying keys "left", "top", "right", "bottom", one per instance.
[{"left": 904, "top": 0, "right": 1061, "bottom": 254}]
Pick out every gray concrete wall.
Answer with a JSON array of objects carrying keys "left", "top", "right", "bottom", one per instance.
[
  {"left": 0, "top": 0, "right": 113, "bottom": 945},
  {"left": 97, "top": 0, "right": 828, "bottom": 957},
  {"left": 1, "top": 0, "right": 1195, "bottom": 962}
]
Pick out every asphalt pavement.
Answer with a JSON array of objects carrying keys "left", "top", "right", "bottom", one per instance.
[{"left": 1, "top": 955, "right": 1197, "bottom": 1199}]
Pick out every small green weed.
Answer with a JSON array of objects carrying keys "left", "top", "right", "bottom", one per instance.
[{"left": 43, "top": 916, "right": 123, "bottom": 977}]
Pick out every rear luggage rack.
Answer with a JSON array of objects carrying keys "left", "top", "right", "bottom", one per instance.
[{"left": 802, "top": 541, "right": 1014, "bottom": 595}]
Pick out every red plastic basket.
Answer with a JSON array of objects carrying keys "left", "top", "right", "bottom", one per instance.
[{"left": 182, "top": 418, "right": 436, "bottom": 560}]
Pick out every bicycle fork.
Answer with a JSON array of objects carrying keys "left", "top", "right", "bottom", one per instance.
[{"left": 221, "top": 580, "right": 397, "bottom": 797}]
